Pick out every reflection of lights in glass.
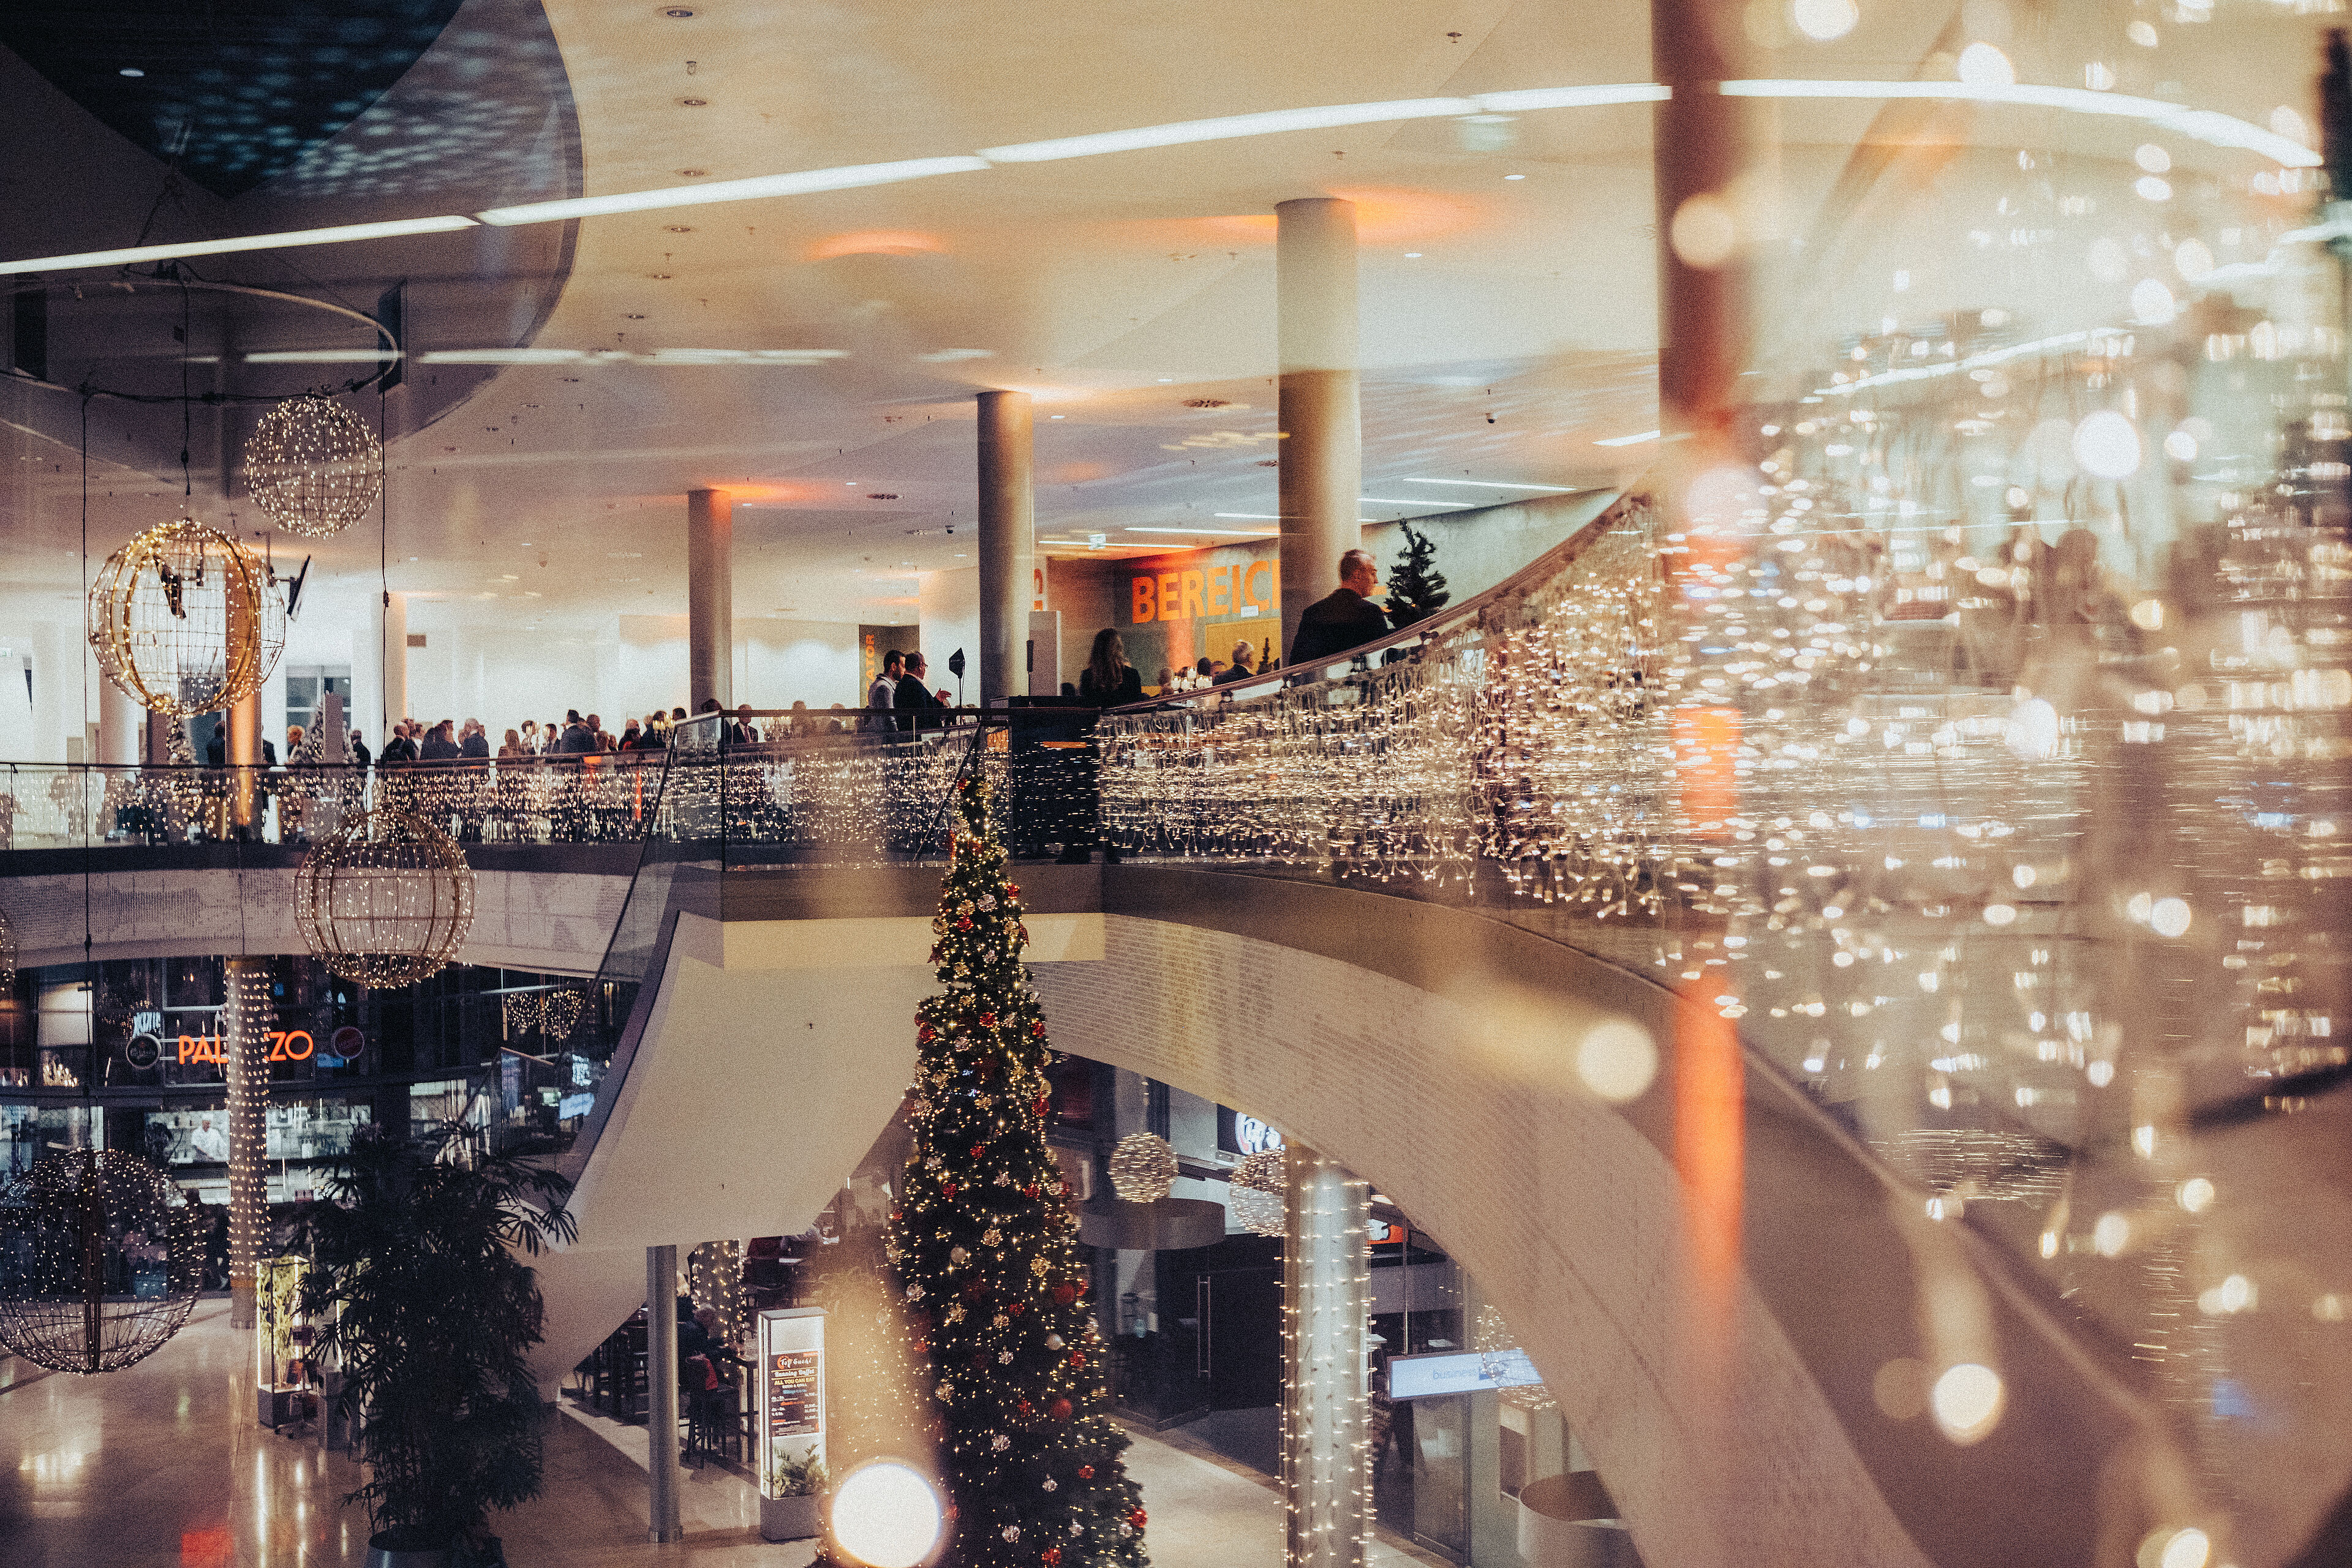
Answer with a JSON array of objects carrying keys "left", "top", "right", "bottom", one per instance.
[
  {"left": 1575, "top": 1019, "right": 1657, "bottom": 1102},
  {"left": 2073, "top": 410, "right": 2143, "bottom": 478},
  {"left": 2177, "top": 1177, "right": 2214, "bottom": 1213},
  {"left": 2135, "top": 143, "right": 2173, "bottom": 173},
  {"left": 831, "top": 1462, "right": 943, "bottom": 1568},
  {"left": 2132, "top": 277, "right": 2177, "bottom": 324},
  {"left": 1791, "top": 0, "right": 1859, "bottom": 41},
  {"left": 2164, "top": 429, "right": 2199, "bottom": 461},
  {"left": 2127, "top": 21, "right": 2159, "bottom": 46},
  {"left": 2094, "top": 1212, "right": 2130, "bottom": 1256},
  {"left": 1929, "top": 1363, "right": 2003, "bottom": 1442},
  {"left": 2136, "top": 175, "right": 2174, "bottom": 202},
  {"left": 2003, "top": 698, "right": 2060, "bottom": 760},
  {"left": 2272, "top": 105, "right": 2312, "bottom": 145},
  {"left": 2085, "top": 61, "right": 2117, "bottom": 91},
  {"left": 2155, "top": 1528, "right": 2211, "bottom": 1568},
  {"left": 2087, "top": 1060, "right": 2115, "bottom": 1087},
  {"left": 1596, "top": 431, "right": 1662, "bottom": 447},
  {"left": 2150, "top": 897, "right": 2192, "bottom": 938},
  {"left": 1956, "top": 43, "right": 2016, "bottom": 86},
  {"left": 1983, "top": 904, "right": 2018, "bottom": 926},
  {"left": 0, "top": 216, "right": 478, "bottom": 279},
  {"left": 2174, "top": 239, "right": 2214, "bottom": 281}
]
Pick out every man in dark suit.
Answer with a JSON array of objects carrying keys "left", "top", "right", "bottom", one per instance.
[
  {"left": 1287, "top": 548, "right": 1389, "bottom": 667},
  {"left": 894, "top": 652, "right": 945, "bottom": 732}
]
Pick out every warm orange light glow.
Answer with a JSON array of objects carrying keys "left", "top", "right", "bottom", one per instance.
[
  {"left": 1049, "top": 461, "right": 1112, "bottom": 483},
  {"left": 1174, "top": 186, "right": 1483, "bottom": 248},
  {"left": 1672, "top": 707, "right": 1741, "bottom": 836},
  {"left": 807, "top": 229, "right": 947, "bottom": 260}
]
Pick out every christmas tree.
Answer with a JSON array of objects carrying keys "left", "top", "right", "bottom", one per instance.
[
  {"left": 1384, "top": 521, "right": 1451, "bottom": 629},
  {"left": 886, "top": 776, "right": 1148, "bottom": 1568}
]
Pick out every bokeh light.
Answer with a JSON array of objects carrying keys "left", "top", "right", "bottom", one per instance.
[{"left": 831, "top": 1461, "right": 943, "bottom": 1568}]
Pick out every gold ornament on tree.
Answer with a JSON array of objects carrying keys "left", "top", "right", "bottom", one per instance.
[
  {"left": 242, "top": 395, "right": 383, "bottom": 537},
  {"left": 295, "top": 808, "right": 475, "bottom": 988},
  {"left": 1108, "top": 1131, "right": 1179, "bottom": 1202},
  {"left": 1229, "top": 1148, "right": 1287, "bottom": 1237},
  {"left": 86, "top": 518, "right": 287, "bottom": 715}
]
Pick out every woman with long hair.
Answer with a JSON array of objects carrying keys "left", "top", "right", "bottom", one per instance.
[{"left": 1079, "top": 628, "right": 1144, "bottom": 708}]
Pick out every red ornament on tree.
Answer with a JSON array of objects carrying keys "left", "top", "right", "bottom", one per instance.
[
  {"left": 1041, "top": 1551, "right": 1060, "bottom": 1566},
  {"left": 980, "top": 1012, "right": 997, "bottom": 1027},
  {"left": 1078, "top": 1464, "right": 1095, "bottom": 1480},
  {"left": 1129, "top": 1507, "right": 1147, "bottom": 1529},
  {"left": 1049, "top": 1398, "right": 1072, "bottom": 1420},
  {"left": 1052, "top": 1283, "right": 1077, "bottom": 1306},
  {"left": 942, "top": 1181, "right": 960, "bottom": 1199}
]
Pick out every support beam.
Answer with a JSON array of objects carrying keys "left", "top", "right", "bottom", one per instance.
[
  {"left": 1651, "top": 0, "right": 1753, "bottom": 453},
  {"left": 228, "top": 687, "right": 260, "bottom": 832},
  {"left": 647, "top": 1245, "right": 685, "bottom": 1542},
  {"left": 1280, "top": 1145, "right": 1370, "bottom": 1568},
  {"left": 976, "top": 390, "right": 1034, "bottom": 709},
  {"left": 687, "top": 489, "right": 734, "bottom": 714},
  {"left": 223, "top": 957, "right": 270, "bottom": 1333},
  {"left": 1275, "top": 197, "right": 1362, "bottom": 663},
  {"left": 96, "top": 676, "right": 141, "bottom": 767}
]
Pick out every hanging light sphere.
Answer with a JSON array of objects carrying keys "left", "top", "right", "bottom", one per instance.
[
  {"left": 243, "top": 394, "right": 383, "bottom": 537},
  {"left": 295, "top": 808, "right": 475, "bottom": 989},
  {"left": 87, "top": 518, "right": 287, "bottom": 716},
  {"left": 1229, "top": 1148, "right": 1287, "bottom": 1237},
  {"left": 0, "top": 1148, "right": 204, "bottom": 1374},
  {"left": 1108, "top": 1132, "right": 1179, "bottom": 1203}
]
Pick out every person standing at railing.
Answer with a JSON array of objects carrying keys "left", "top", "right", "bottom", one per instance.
[
  {"left": 1060, "top": 628, "right": 1142, "bottom": 864},
  {"left": 459, "top": 720, "right": 490, "bottom": 761},
  {"left": 895, "top": 652, "right": 948, "bottom": 733},
  {"left": 1215, "top": 639, "right": 1259, "bottom": 685},
  {"left": 1288, "top": 548, "right": 1389, "bottom": 667},
  {"left": 556, "top": 710, "right": 596, "bottom": 755},
  {"left": 867, "top": 648, "right": 903, "bottom": 732}
]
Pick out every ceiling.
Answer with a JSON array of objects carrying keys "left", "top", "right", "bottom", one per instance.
[{"left": 0, "top": 0, "right": 2335, "bottom": 639}]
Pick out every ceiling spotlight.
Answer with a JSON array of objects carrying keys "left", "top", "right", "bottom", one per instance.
[
  {"left": 676, "top": 168, "right": 709, "bottom": 177},
  {"left": 118, "top": 67, "right": 145, "bottom": 77},
  {"left": 647, "top": 273, "right": 673, "bottom": 279},
  {"left": 678, "top": 97, "right": 709, "bottom": 107},
  {"left": 1182, "top": 398, "right": 1230, "bottom": 409},
  {"left": 663, "top": 5, "right": 698, "bottom": 14},
  {"left": 1504, "top": 173, "right": 1526, "bottom": 180},
  {"left": 663, "top": 225, "right": 694, "bottom": 233},
  {"left": 867, "top": 492, "right": 900, "bottom": 500},
  {"left": 623, "top": 313, "right": 646, "bottom": 319}
]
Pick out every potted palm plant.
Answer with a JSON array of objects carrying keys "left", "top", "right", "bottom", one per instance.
[
  {"left": 300, "top": 1121, "right": 576, "bottom": 1567},
  {"left": 761, "top": 1447, "right": 829, "bottom": 1541}
]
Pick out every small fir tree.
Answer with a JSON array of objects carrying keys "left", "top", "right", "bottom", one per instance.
[
  {"left": 1385, "top": 521, "right": 1452, "bottom": 629},
  {"left": 887, "top": 777, "right": 1148, "bottom": 1568}
]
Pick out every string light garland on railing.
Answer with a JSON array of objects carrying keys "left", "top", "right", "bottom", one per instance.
[
  {"left": 241, "top": 394, "right": 383, "bottom": 537},
  {"left": 1106, "top": 1133, "right": 1178, "bottom": 1203},
  {"left": 295, "top": 807, "right": 475, "bottom": 988},
  {"left": 0, "top": 1148, "right": 204, "bottom": 1374},
  {"left": 86, "top": 518, "right": 288, "bottom": 716}
]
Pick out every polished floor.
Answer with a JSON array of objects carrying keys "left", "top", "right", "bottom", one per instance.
[{"left": 2, "top": 1308, "right": 1446, "bottom": 1567}]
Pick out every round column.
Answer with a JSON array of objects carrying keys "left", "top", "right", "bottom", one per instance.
[
  {"left": 977, "top": 390, "right": 1035, "bottom": 709},
  {"left": 1276, "top": 198, "right": 1363, "bottom": 662},
  {"left": 688, "top": 489, "right": 734, "bottom": 713}
]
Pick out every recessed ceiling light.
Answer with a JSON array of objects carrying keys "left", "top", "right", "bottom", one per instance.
[
  {"left": 1404, "top": 251, "right": 1422, "bottom": 257},
  {"left": 663, "top": 225, "right": 694, "bottom": 233},
  {"left": 648, "top": 273, "right": 673, "bottom": 279},
  {"left": 676, "top": 168, "right": 709, "bottom": 177},
  {"left": 118, "top": 67, "right": 145, "bottom": 78},
  {"left": 1156, "top": 377, "right": 1174, "bottom": 383},
  {"left": 1504, "top": 173, "right": 1526, "bottom": 180},
  {"left": 1049, "top": 414, "right": 1065, "bottom": 420},
  {"left": 623, "top": 313, "right": 646, "bottom": 319},
  {"left": 678, "top": 98, "right": 709, "bottom": 107},
  {"left": 663, "top": 5, "right": 698, "bottom": 15}
]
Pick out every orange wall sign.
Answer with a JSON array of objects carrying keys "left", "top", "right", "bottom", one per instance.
[{"left": 1129, "top": 559, "right": 1278, "bottom": 625}]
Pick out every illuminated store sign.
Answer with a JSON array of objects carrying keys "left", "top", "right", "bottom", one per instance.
[
  {"left": 1235, "top": 1115, "right": 1283, "bottom": 1156},
  {"left": 1387, "top": 1347, "right": 1545, "bottom": 1401},
  {"left": 171, "top": 1031, "right": 315, "bottom": 1065},
  {"left": 1128, "top": 559, "right": 1278, "bottom": 624}
]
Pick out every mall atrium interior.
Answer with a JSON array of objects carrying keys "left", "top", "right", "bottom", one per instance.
[{"left": 2, "top": 2, "right": 2351, "bottom": 1567}]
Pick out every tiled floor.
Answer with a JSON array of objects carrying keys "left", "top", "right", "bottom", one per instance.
[{"left": 3, "top": 1308, "right": 1446, "bottom": 1567}]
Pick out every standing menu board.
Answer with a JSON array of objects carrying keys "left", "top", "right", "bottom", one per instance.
[
  {"left": 755, "top": 1307, "right": 826, "bottom": 1496},
  {"left": 768, "top": 1349, "right": 820, "bottom": 1439}
]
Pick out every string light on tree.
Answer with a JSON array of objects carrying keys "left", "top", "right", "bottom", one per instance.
[
  {"left": 86, "top": 518, "right": 287, "bottom": 716},
  {"left": 888, "top": 775, "right": 1148, "bottom": 1568},
  {"left": 1106, "top": 1134, "right": 1178, "bottom": 1203},
  {"left": 242, "top": 394, "right": 383, "bottom": 537}
]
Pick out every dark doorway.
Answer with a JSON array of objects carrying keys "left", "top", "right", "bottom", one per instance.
[{"left": 1199, "top": 1264, "right": 1280, "bottom": 1410}]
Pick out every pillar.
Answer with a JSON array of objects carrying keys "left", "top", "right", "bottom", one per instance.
[
  {"left": 96, "top": 677, "right": 141, "bottom": 766},
  {"left": 976, "top": 390, "right": 1034, "bottom": 709},
  {"left": 1280, "top": 1145, "right": 1370, "bottom": 1568},
  {"left": 1276, "top": 198, "right": 1362, "bottom": 662},
  {"left": 687, "top": 489, "right": 733, "bottom": 713},
  {"left": 1652, "top": 0, "right": 1754, "bottom": 453},
  {"left": 647, "top": 1245, "right": 684, "bottom": 1542},
  {"left": 223, "top": 956, "right": 271, "bottom": 1332},
  {"left": 375, "top": 589, "right": 409, "bottom": 741},
  {"left": 228, "top": 687, "right": 260, "bottom": 831}
]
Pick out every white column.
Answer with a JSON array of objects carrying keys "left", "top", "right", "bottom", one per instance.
[
  {"left": 976, "top": 390, "right": 1035, "bottom": 709},
  {"left": 96, "top": 674, "right": 142, "bottom": 766},
  {"left": 1276, "top": 198, "right": 1362, "bottom": 662},
  {"left": 688, "top": 490, "right": 734, "bottom": 712},
  {"left": 1281, "top": 1146, "right": 1371, "bottom": 1568},
  {"left": 647, "top": 1246, "right": 685, "bottom": 1542},
  {"left": 380, "top": 589, "right": 409, "bottom": 735}
]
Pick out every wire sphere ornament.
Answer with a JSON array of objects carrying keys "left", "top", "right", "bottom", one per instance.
[
  {"left": 0, "top": 1148, "right": 204, "bottom": 1374},
  {"left": 86, "top": 518, "right": 287, "bottom": 716},
  {"left": 295, "top": 807, "right": 475, "bottom": 989},
  {"left": 1229, "top": 1148, "right": 1287, "bottom": 1237},
  {"left": 243, "top": 395, "right": 383, "bottom": 537},
  {"left": 1108, "top": 1132, "right": 1180, "bottom": 1203},
  {"left": 503, "top": 984, "right": 587, "bottom": 1041}
]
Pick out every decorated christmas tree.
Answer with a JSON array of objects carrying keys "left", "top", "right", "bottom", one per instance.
[
  {"left": 886, "top": 776, "right": 1148, "bottom": 1568},
  {"left": 1384, "top": 521, "right": 1451, "bottom": 629}
]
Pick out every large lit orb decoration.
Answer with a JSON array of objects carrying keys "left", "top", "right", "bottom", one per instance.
[
  {"left": 295, "top": 808, "right": 475, "bottom": 988},
  {"left": 1230, "top": 1148, "right": 1287, "bottom": 1237},
  {"left": 243, "top": 394, "right": 383, "bottom": 537},
  {"left": 0, "top": 1148, "right": 203, "bottom": 1374},
  {"left": 829, "top": 1460, "right": 943, "bottom": 1568},
  {"left": 1107, "top": 1131, "right": 1179, "bottom": 1202},
  {"left": 86, "top": 518, "right": 287, "bottom": 715}
]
